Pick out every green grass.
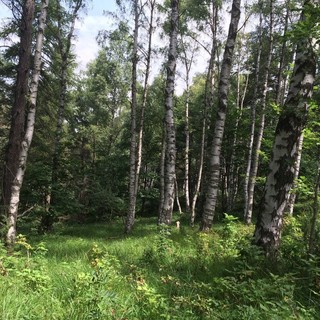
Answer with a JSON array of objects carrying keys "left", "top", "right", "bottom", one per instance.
[{"left": 0, "top": 215, "right": 319, "bottom": 319}]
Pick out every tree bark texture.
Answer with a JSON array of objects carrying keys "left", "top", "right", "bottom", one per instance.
[
  {"left": 7, "top": 0, "right": 49, "bottom": 246},
  {"left": 125, "top": 0, "right": 139, "bottom": 234},
  {"left": 285, "top": 133, "right": 304, "bottom": 215},
  {"left": 2, "top": 0, "right": 35, "bottom": 212},
  {"left": 158, "top": 0, "right": 179, "bottom": 225},
  {"left": 190, "top": 0, "right": 218, "bottom": 226},
  {"left": 201, "top": 0, "right": 241, "bottom": 231},
  {"left": 246, "top": 0, "right": 274, "bottom": 224},
  {"left": 254, "top": 2, "right": 317, "bottom": 255},
  {"left": 244, "top": 11, "right": 263, "bottom": 223}
]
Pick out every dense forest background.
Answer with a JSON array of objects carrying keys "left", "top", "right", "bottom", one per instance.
[
  {"left": 0, "top": 0, "right": 320, "bottom": 318},
  {"left": 0, "top": 0, "right": 319, "bottom": 248}
]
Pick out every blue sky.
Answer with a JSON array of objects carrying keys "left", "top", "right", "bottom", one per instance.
[{"left": 0, "top": 0, "right": 118, "bottom": 70}]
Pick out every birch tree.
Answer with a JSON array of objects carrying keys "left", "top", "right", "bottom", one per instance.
[
  {"left": 158, "top": 0, "right": 179, "bottom": 225},
  {"left": 254, "top": 0, "right": 318, "bottom": 256},
  {"left": 200, "top": 0, "right": 241, "bottom": 231},
  {"left": 126, "top": 0, "right": 139, "bottom": 233},
  {"left": 245, "top": 0, "right": 274, "bottom": 225},
  {"left": 191, "top": 0, "right": 219, "bottom": 226},
  {"left": 7, "top": 0, "right": 49, "bottom": 246}
]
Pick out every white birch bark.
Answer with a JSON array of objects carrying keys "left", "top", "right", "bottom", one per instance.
[
  {"left": 254, "top": 1, "right": 317, "bottom": 255},
  {"left": 7, "top": 0, "right": 49, "bottom": 246},
  {"left": 285, "top": 133, "right": 304, "bottom": 215},
  {"left": 246, "top": 0, "right": 274, "bottom": 224},
  {"left": 132, "top": 0, "right": 155, "bottom": 225},
  {"left": 201, "top": 0, "right": 241, "bottom": 231},
  {"left": 158, "top": 0, "right": 179, "bottom": 225},
  {"left": 243, "top": 12, "right": 263, "bottom": 223},
  {"left": 180, "top": 38, "right": 196, "bottom": 213},
  {"left": 190, "top": 0, "right": 218, "bottom": 226},
  {"left": 125, "top": 0, "right": 139, "bottom": 234}
]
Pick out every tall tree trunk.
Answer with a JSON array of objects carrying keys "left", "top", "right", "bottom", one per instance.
[
  {"left": 184, "top": 58, "right": 191, "bottom": 213},
  {"left": 244, "top": 10, "right": 263, "bottom": 223},
  {"left": 190, "top": 0, "right": 218, "bottom": 226},
  {"left": 126, "top": 0, "right": 156, "bottom": 233},
  {"left": 253, "top": 1, "right": 317, "bottom": 256},
  {"left": 6, "top": 0, "right": 48, "bottom": 246},
  {"left": 275, "top": 2, "right": 290, "bottom": 106},
  {"left": 2, "top": 0, "right": 35, "bottom": 213},
  {"left": 125, "top": 0, "right": 139, "bottom": 234},
  {"left": 285, "top": 133, "right": 304, "bottom": 215},
  {"left": 158, "top": 129, "right": 166, "bottom": 221},
  {"left": 227, "top": 56, "right": 249, "bottom": 212},
  {"left": 158, "top": 0, "right": 179, "bottom": 225},
  {"left": 246, "top": 0, "right": 274, "bottom": 224},
  {"left": 200, "top": 0, "right": 241, "bottom": 231},
  {"left": 180, "top": 38, "right": 196, "bottom": 213}
]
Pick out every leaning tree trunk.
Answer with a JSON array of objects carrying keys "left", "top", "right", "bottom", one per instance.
[
  {"left": 253, "top": 1, "right": 317, "bottom": 256},
  {"left": 158, "top": 0, "right": 179, "bottom": 225},
  {"left": 2, "top": 0, "right": 35, "bottom": 213},
  {"left": 125, "top": 0, "right": 139, "bottom": 234},
  {"left": 200, "top": 0, "right": 241, "bottom": 231},
  {"left": 7, "top": 0, "right": 49, "bottom": 246}
]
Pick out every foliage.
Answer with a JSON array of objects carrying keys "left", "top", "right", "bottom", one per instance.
[{"left": 0, "top": 218, "right": 320, "bottom": 319}]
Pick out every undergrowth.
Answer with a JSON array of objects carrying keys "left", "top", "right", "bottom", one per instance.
[{"left": 0, "top": 215, "right": 319, "bottom": 319}]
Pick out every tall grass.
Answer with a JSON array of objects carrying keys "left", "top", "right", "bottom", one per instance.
[{"left": 0, "top": 215, "right": 319, "bottom": 319}]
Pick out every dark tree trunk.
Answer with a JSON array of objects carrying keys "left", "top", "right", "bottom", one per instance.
[{"left": 2, "top": 0, "right": 35, "bottom": 213}]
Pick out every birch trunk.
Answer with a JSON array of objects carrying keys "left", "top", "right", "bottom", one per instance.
[
  {"left": 254, "top": 2, "right": 317, "bottom": 255},
  {"left": 227, "top": 59, "right": 249, "bottom": 211},
  {"left": 275, "top": 3, "right": 290, "bottom": 106},
  {"left": 246, "top": 0, "right": 274, "bottom": 224},
  {"left": 244, "top": 11, "right": 263, "bottom": 223},
  {"left": 158, "top": 0, "right": 179, "bottom": 225},
  {"left": 180, "top": 38, "right": 196, "bottom": 213},
  {"left": 7, "top": 0, "right": 48, "bottom": 246},
  {"left": 125, "top": 0, "right": 139, "bottom": 233},
  {"left": 200, "top": 0, "right": 241, "bottom": 231},
  {"left": 285, "top": 133, "right": 304, "bottom": 215},
  {"left": 2, "top": 0, "right": 35, "bottom": 211},
  {"left": 158, "top": 130, "right": 166, "bottom": 220},
  {"left": 126, "top": 0, "right": 155, "bottom": 233},
  {"left": 184, "top": 61, "right": 191, "bottom": 213},
  {"left": 190, "top": 0, "right": 218, "bottom": 226}
]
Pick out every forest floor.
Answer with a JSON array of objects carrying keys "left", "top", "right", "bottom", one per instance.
[{"left": 0, "top": 215, "right": 319, "bottom": 319}]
